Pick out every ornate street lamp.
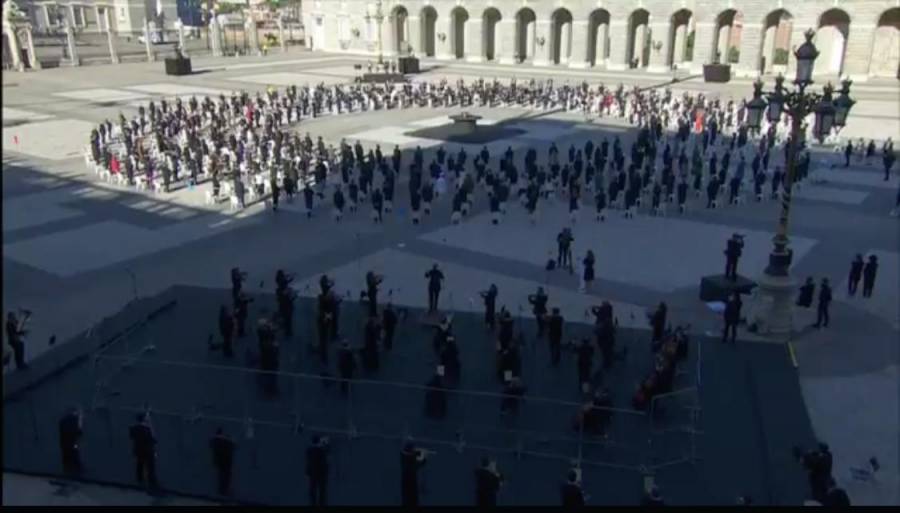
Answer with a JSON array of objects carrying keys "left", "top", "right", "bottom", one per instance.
[
  {"left": 832, "top": 79, "right": 856, "bottom": 129},
  {"left": 793, "top": 29, "right": 818, "bottom": 85},
  {"left": 743, "top": 29, "right": 854, "bottom": 337},
  {"left": 746, "top": 80, "right": 767, "bottom": 131}
]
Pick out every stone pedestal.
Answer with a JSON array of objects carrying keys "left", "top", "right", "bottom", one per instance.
[{"left": 750, "top": 272, "right": 797, "bottom": 338}]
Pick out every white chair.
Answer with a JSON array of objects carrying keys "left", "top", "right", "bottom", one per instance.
[
  {"left": 153, "top": 179, "right": 164, "bottom": 194},
  {"left": 205, "top": 190, "right": 216, "bottom": 205},
  {"left": 229, "top": 195, "right": 240, "bottom": 211}
]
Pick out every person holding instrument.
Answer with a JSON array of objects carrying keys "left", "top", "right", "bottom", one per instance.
[
  {"left": 474, "top": 456, "right": 504, "bottom": 506},
  {"left": 400, "top": 441, "right": 431, "bottom": 506},
  {"left": 6, "top": 309, "right": 31, "bottom": 371}
]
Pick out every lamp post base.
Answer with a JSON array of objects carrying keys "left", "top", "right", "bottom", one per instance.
[{"left": 750, "top": 271, "right": 797, "bottom": 338}]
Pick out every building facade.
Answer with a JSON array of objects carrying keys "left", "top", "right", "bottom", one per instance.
[
  {"left": 18, "top": 0, "right": 179, "bottom": 35},
  {"left": 302, "top": 0, "right": 900, "bottom": 80}
]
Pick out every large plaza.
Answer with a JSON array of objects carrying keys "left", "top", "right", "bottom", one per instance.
[{"left": 2, "top": 35, "right": 899, "bottom": 506}]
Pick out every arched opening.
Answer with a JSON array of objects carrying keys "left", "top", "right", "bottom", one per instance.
[
  {"left": 669, "top": 9, "right": 694, "bottom": 66},
  {"left": 870, "top": 8, "right": 900, "bottom": 78},
  {"left": 714, "top": 9, "right": 743, "bottom": 64},
  {"left": 483, "top": 8, "right": 501, "bottom": 61},
  {"left": 451, "top": 7, "right": 469, "bottom": 59},
  {"left": 816, "top": 9, "right": 850, "bottom": 76},
  {"left": 392, "top": 6, "right": 409, "bottom": 55},
  {"left": 515, "top": 8, "right": 536, "bottom": 62},
  {"left": 587, "top": 9, "right": 611, "bottom": 67},
  {"left": 760, "top": 9, "right": 793, "bottom": 74},
  {"left": 550, "top": 8, "right": 573, "bottom": 64},
  {"left": 627, "top": 9, "right": 650, "bottom": 68},
  {"left": 420, "top": 6, "right": 437, "bottom": 57}
]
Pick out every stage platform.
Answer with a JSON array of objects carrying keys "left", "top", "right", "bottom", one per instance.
[{"left": 3, "top": 285, "right": 815, "bottom": 505}]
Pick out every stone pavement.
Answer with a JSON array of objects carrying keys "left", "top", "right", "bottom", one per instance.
[{"left": 2, "top": 52, "right": 898, "bottom": 505}]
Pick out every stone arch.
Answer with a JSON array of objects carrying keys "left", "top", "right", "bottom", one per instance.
[
  {"left": 420, "top": 6, "right": 437, "bottom": 57},
  {"left": 627, "top": 9, "right": 650, "bottom": 68},
  {"left": 550, "top": 8, "right": 573, "bottom": 65},
  {"left": 450, "top": 6, "right": 469, "bottom": 59},
  {"left": 515, "top": 7, "right": 536, "bottom": 62},
  {"left": 760, "top": 9, "right": 793, "bottom": 74},
  {"left": 816, "top": 8, "right": 850, "bottom": 76},
  {"left": 587, "top": 9, "right": 611, "bottom": 67},
  {"left": 483, "top": 7, "right": 501, "bottom": 61},
  {"left": 668, "top": 9, "right": 693, "bottom": 66},
  {"left": 391, "top": 5, "right": 409, "bottom": 55},
  {"left": 714, "top": 9, "right": 743, "bottom": 64},
  {"left": 870, "top": 8, "right": 900, "bottom": 77}
]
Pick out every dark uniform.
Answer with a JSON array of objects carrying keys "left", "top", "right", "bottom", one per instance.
[
  {"left": 401, "top": 444, "right": 427, "bottom": 506},
  {"left": 59, "top": 409, "right": 83, "bottom": 473},
  {"left": 425, "top": 265, "right": 445, "bottom": 313},
  {"left": 306, "top": 436, "right": 329, "bottom": 506},
  {"left": 210, "top": 429, "right": 235, "bottom": 495},
  {"left": 474, "top": 460, "right": 503, "bottom": 506},
  {"left": 129, "top": 415, "right": 158, "bottom": 487}
]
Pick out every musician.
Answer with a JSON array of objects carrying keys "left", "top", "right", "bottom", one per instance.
[
  {"left": 400, "top": 442, "right": 428, "bottom": 506},
  {"left": 365, "top": 270, "right": 384, "bottom": 317},
  {"left": 474, "top": 456, "right": 504, "bottom": 506},
  {"left": 306, "top": 435, "right": 330, "bottom": 506},
  {"left": 528, "top": 287, "right": 549, "bottom": 338},
  {"left": 210, "top": 427, "right": 236, "bottom": 496},
  {"left": 724, "top": 234, "right": 745, "bottom": 281},
  {"left": 58, "top": 406, "right": 83, "bottom": 474},
  {"left": 6, "top": 310, "right": 30, "bottom": 370},
  {"left": 480, "top": 284, "right": 498, "bottom": 331},
  {"left": 382, "top": 303, "right": 398, "bottom": 351},
  {"left": 129, "top": 413, "right": 158, "bottom": 488},
  {"left": 230, "top": 267, "right": 246, "bottom": 304},
  {"left": 560, "top": 468, "right": 586, "bottom": 506}
]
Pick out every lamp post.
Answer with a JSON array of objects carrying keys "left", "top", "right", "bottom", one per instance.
[
  {"left": 373, "top": 0, "right": 384, "bottom": 67},
  {"left": 744, "top": 29, "right": 855, "bottom": 336}
]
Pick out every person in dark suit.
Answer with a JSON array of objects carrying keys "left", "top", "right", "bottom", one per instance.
[
  {"left": 425, "top": 264, "right": 445, "bottom": 313},
  {"left": 649, "top": 302, "right": 667, "bottom": 345},
  {"left": 528, "top": 287, "right": 549, "bottom": 338},
  {"left": 424, "top": 369, "right": 448, "bottom": 419},
  {"left": 59, "top": 407, "right": 83, "bottom": 474},
  {"left": 215, "top": 305, "right": 234, "bottom": 357},
  {"left": 129, "top": 413, "right": 158, "bottom": 488},
  {"left": 210, "top": 427, "right": 235, "bottom": 496},
  {"left": 400, "top": 442, "right": 428, "bottom": 506},
  {"left": 796, "top": 277, "right": 815, "bottom": 308},
  {"left": 382, "top": 303, "right": 398, "bottom": 351},
  {"left": 724, "top": 234, "right": 744, "bottom": 281},
  {"left": 823, "top": 477, "right": 850, "bottom": 507},
  {"left": 722, "top": 292, "right": 742, "bottom": 344},
  {"left": 862, "top": 255, "right": 878, "bottom": 298},
  {"left": 480, "top": 284, "right": 498, "bottom": 331},
  {"left": 560, "top": 468, "right": 585, "bottom": 506},
  {"left": 576, "top": 338, "right": 594, "bottom": 391},
  {"left": 337, "top": 341, "right": 356, "bottom": 396},
  {"left": 547, "top": 307, "right": 564, "bottom": 366},
  {"left": 814, "top": 278, "right": 833, "bottom": 329},
  {"left": 474, "top": 457, "right": 504, "bottom": 506},
  {"left": 306, "top": 435, "right": 330, "bottom": 506},
  {"left": 847, "top": 254, "right": 864, "bottom": 296}
]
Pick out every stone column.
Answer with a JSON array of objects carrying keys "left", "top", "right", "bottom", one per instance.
[
  {"left": 465, "top": 18, "right": 482, "bottom": 62},
  {"left": 635, "top": 24, "right": 646, "bottom": 65},
  {"left": 277, "top": 18, "right": 286, "bottom": 52},
  {"left": 143, "top": 18, "right": 154, "bottom": 61},
  {"left": 673, "top": 25, "right": 686, "bottom": 65},
  {"left": 737, "top": 23, "right": 762, "bottom": 77},
  {"left": 42, "top": 4, "right": 51, "bottom": 31},
  {"left": 24, "top": 26, "right": 41, "bottom": 69},
  {"left": 176, "top": 21, "right": 185, "bottom": 54},
  {"left": 594, "top": 23, "right": 609, "bottom": 67},
  {"left": 380, "top": 16, "right": 395, "bottom": 58},
  {"left": 67, "top": 4, "right": 76, "bottom": 27},
  {"left": 93, "top": 5, "right": 102, "bottom": 32},
  {"left": 842, "top": 23, "right": 875, "bottom": 81},
  {"left": 210, "top": 19, "right": 223, "bottom": 57},
  {"left": 5, "top": 25, "right": 23, "bottom": 71},
  {"left": 436, "top": 16, "right": 453, "bottom": 60},
  {"left": 65, "top": 21, "right": 80, "bottom": 65},
  {"left": 647, "top": 21, "right": 671, "bottom": 72},
  {"left": 568, "top": 20, "right": 588, "bottom": 69},
  {"left": 559, "top": 21, "right": 571, "bottom": 64},
  {"left": 606, "top": 20, "right": 628, "bottom": 70},
  {"left": 691, "top": 21, "right": 715, "bottom": 72},
  {"left": 407, "top": 15, "right": 420, "bottom": 55},
  {"left": 497, "top": 18, "right": 515, "bottom": 64},
  {"left": 246, "top": 18, "right": 259, "bottom": 55},
  {"left": 532, "top": 19, "right": 552, "bottom": 66},
  {"left": 107, "top": 22, "right": 119, "bottom": 63}
]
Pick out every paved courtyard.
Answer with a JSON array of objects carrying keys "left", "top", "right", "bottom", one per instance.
[{"left": 2, "top": 51, "right": 898, "bottom": 505}]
